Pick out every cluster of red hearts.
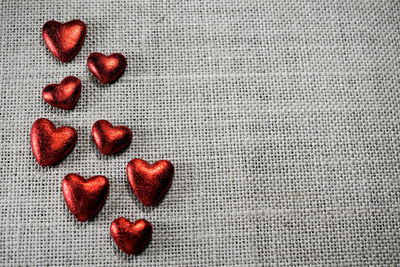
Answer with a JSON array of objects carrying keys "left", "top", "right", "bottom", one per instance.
[{"left": 30, "top": 20, "right": 174, "bottom": 255}]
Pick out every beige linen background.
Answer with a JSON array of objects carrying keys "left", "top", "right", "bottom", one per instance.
[{"left": 0, "top": 0, "right": 399, "bottom": 265}]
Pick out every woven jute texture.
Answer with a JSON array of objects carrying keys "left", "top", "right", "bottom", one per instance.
[{"left": 0, "top": 0, "right": 399, "bottom": 265}]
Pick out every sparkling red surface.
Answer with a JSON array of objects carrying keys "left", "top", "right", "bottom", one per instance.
[
  {"left": 110, "top": 217, "right": 152, "bottom": 254},
  {"left": 92, "top": 120, "right": 132, "bottom": 155},
  {"left": 42, "top": 76, "right": 81, "bottom": 110},
  {"left": 62, "top": 173, "right": 109, "bottom": 222},
  {"left": 127, "top": 159, "right": 174, "bottom": 206},
  {"left": 30, "top": 118, "right": 78, "bottom": 167},
  {"left": 87, "top": 52, "right": 127, "bottom": 84},
  {"left": 42, "top": 20, "right": 86, "bottom": 62}
]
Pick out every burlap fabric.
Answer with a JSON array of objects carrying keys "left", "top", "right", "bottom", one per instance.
[{"left": 0, "top": 0, "right": 399, "bottom": 265}]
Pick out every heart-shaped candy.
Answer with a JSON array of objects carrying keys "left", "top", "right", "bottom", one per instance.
[
  {"left": 92, "top": 120, "right": 132, "bottom": 155},
  {"left": 87, "top": 52, "right": 127, "bottom": 84},
  {"left": 62, "top": 173, "right": 109, "bottom": 222},
  {"left": 127, "top": 159, "right": 174, "bottom": 206},
  {"left": 30, "top": 118, "right": 78, "bottom": 167},
  {"left": 42, "top": 20, "right": 86, "bottom": 62},
  {"left": 110, "top": 217, "right": 152, "bottom": 254},
  {"left": 42, "top": 76, "right": 81, "bottom": 110}
]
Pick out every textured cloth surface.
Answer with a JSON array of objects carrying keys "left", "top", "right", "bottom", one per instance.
[{"left": 0, "top": 0, "right": 399, "bottom": 266}]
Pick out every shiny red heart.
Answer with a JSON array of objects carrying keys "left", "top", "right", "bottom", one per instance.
[
  {"left": 62, "top": 173, "right": 109, "bottom": 222},
  {"left": 30, "top": 118, "right": 78, "bottom": 167},
  {"left": 127, "top": 159, "right": 174, "bottom": 206},
  {"left": 110, "top": 217, "right": 152, "bottom": 254},
  {"left": 42, "top": 76, "right": 81, "bottom": 110},
  {"left": 92, "top": 120, "right": 132, "bottom": 155},
  {"left": 42, "top": 20, "right": 86, "bottom": 62},
  {"left": 87, "top": 52, "right": 127, "bottom": 84}
]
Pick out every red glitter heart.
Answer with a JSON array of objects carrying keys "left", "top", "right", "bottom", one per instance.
[
  {"left": 42, "top": 20, "right": 86, "bottom": 62},
  {"left": 42, "top": 76, "right": 81, "bottom": 110},
  {"left": 62, "top": 173, "right": 109, "bottom": 222},
  {"left": 110, "top": 217, "right": 152, "bottom": 254},
  {"left": 87, "top": 52, "right": 127, "bottom": 84},
  {"left": 92, "top": 120, "right": 132, "bottom": 155},
  {"left": 127, "top": 159, "right": 174, "bottom": 206},
  {"left": 30, "top": 118, "right": 78, "bottom": 167}
]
